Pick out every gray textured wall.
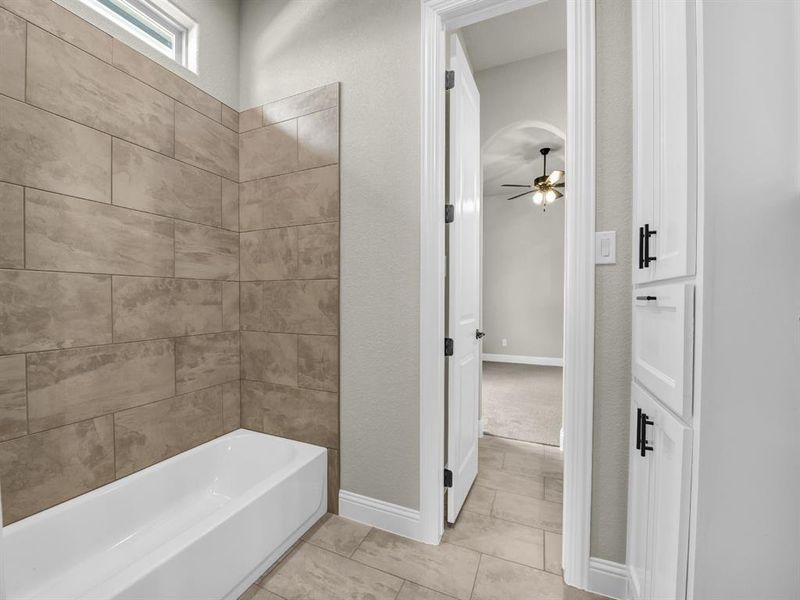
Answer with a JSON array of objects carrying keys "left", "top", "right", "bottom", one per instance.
[
  {"left": 591, "top": 0, "right": 632, "bottom": 563},
  {"left": 239, "top": 0, "right": 422, "bottom": 509}
]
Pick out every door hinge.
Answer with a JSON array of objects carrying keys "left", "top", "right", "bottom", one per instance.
[
  {"left": 445, "top": 205, "right": 455, "bottom": 223},
  {"left": 444, "top": 468, "right": 453, "bottom": 488},
  {"left": 444, "top": 337, "right": 454, "bottom": 356},
  {"left": 445, "top": 70, "right": 455, "bottom": 90}
]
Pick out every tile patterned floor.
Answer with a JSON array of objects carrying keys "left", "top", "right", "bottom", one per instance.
[{"left": 240, "top": 435, "right": 607, "bottom": 600}]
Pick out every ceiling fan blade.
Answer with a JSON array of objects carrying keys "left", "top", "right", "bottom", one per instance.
[
  {"left": 547, "top": 170, "right": 565, "bottom": 185},
  {"left": 554, "top": 189, "right": 564, "bottom": 199},
  {"left": 553, "top": 182, "right": 565, "bottom": 188},
  {"left": 501, "top": 184, "right": 531, "bottom": 188},
  {"left": 506, "top": 189, "right": 534, "bottom": 201}
]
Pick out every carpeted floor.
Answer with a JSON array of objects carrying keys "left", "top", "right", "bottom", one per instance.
[{"left": 482, "top": 361, "right": 563, "bottom": 446}]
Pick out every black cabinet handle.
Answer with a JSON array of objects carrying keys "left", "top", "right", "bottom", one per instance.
[
  {"left": 636, "top": 295, "right": 657, "bottom": 301},
  {"left": 636, "top": 408, "right": 642, "bottom": 450},
  {"left": 639, "top": 411, "right": 654, "bottom": 457},
  {"left": 643, "top": 223, "right": 657, "bottom": 267},
  {"left": 638, "top": 226, "right": 645, "bottom": 269}
]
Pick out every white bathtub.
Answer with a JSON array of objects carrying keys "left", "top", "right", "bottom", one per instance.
[{"left": 3, "top": 429, "right": 327, "bottom": 600}]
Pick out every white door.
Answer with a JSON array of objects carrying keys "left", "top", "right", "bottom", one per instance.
[
  {"left": 647, "top": 391, "right": 692, "bottom": 599},
  {"left": 446, "top": 33, "right": 481, "bottom": 523},
  {"left": 633, "top": 0, "right": 697, "bottom": 284},
  {"left": 626, "top": 385, "right": 652, "bottom": 600}
]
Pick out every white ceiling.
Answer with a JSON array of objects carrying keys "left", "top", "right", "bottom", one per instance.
[
  {"left": 483, "top": 126, "right": 564, "bottom": 199},
  {"left": 459, "top": 0, "right": 567, "bottom": 73}
]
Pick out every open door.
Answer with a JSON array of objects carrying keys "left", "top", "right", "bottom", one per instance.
[{"left": 446, "top": 33, "right": 481, "bottom": 524}]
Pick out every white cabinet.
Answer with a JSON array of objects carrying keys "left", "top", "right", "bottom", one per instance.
[
  {"left": 632, "top": 283, "right": 694, "bottom": 419},
  {"left": 626, "top": 383, "right": 693, "bottom": 600},
  {"left": 633, "top": 0, "right": 697, "bottom": 284}
]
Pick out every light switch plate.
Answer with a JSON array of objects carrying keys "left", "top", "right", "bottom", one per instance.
[{"left": 595, "top": 231, "right": 616, "bottom": 264}]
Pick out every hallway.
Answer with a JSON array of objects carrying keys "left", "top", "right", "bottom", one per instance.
[{"left": 241, "top": 435, "right": 606, "bottom": 600}]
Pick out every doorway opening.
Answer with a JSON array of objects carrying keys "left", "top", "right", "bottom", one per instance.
[{"left": 420, "top": 0, "right": 596, "bottom": 591}]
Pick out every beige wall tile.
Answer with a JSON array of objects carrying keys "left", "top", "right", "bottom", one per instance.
[
  {"left": 175, "top": 332, "right": 239, "bottom": 395},
  {"left": 239, "top": 120, "right": 298, "bottom": 182},
  {"left": 241, "top": 331, "right": 297, "bottom": 386},
  {"left": 112, "top": 276, "right": 222, "bottom": 342},
  {"left": 239, "top": 106, "right": 262, "bottom": 133},
  {"left": 298, "top": 222, "right": 339, "bottom": 279},
  {"left": 114, "top": 386, "right": 223, "bottom": 477},
  {"left": 27, "top": 340, "right": 175, "bottom": 433},
  {"left": 243, "top": 381, "right": 338, "bottom": 448},
  {"left": 222, "top": 281, "right": 239, "bottom": 331},
  {"left": 221, "top": 179, "right": 239, "bottom": 232},
  {"left": 298, "top": 108, "right": 339, "bottom": 170},
  {"left": 240, "top": 227, "right": 297, "bottom": 281},
  {"left": 112, "top": 39, "right": 221, "bottom": 121},
  {"left": 221, "top": 104, "right": 238, "bottom": 131},
  {"left": 26, "top": 189, "right": 174, "bottom": 277},
  {"left": 298, "top": 335, "right": 338, "bottom": 392},
  {"left": 0, "top": 415, "right": 114, "bottom": 524},
  {"left": 0, "top": 0, "right": 112, "bottom": 61},
  {"left": 174, "top": 221, "right": 239, "bottom": 281},
  {"left": 112, "top": 139, "right": 221, "bottom": 227},
  {"left": 0, "top": 96, "right": 111, "bottom": 203},
  {"left": 328, "top": 449, "right": 339, "bottom": 514},
  {"left": 262, "top": 280, "right": 338, "bottom": 335},
  {"left": 0, "top": 183, "right": 23, "bottom": 268},
  {"left": 222, "top": 381, "right": 240, "bottom": 433},
  {"left": 0, "top": 355, "right": 26, "bottom": 442},
  {"left": 239, "top": 165, "right": 339, "bottom": 231},
  {"left": 175, "top": 103, "right": 238, "bottom": 180},
  {"left": 263, "top": 83, "right": 338, "bottom": 126},
  {"left": 27, "top": 27, "right": 174, "bottom": 155},
  {"left": 239, "top": 282, "right": 263, "bottom": 331},
  {"left": 240, "top": 380, "right": 261, "bottom": 430},
  {"left": 0, "top": 269, "right": 111, "bottom": 354},
  {"left": 0, "top": 7, "right": 25, "bottom": 100}
]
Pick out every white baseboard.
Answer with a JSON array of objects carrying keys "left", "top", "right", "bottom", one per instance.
[
  {"left": 482, "top": 353, "right": 564, "bottom": 367},
  {"left": 339, "top": 490, "right": 423, "bottom": 541},
  {"left": 587, "top": 558, "right": 628, "bottom": 600}
]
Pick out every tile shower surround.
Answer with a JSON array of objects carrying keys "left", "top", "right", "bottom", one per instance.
[{"left": 0, "top": 0, "right": 340, "bottom": 524}]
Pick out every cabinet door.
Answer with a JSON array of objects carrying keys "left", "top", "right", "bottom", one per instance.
[
  {"left": 632, "top": 0, "right": 656, "bottom": 285},
  {"left": 632, "top": 283, "right": 694, "bottom": 418},
  {"left": 625, "top": 385, "right": 653, "bottom": 600},
  {"left": 647, "top": 392, "right": 693, "bottom": 600},
  {"left": 633, "top": 0, "right": 697, "bottom": 283}
]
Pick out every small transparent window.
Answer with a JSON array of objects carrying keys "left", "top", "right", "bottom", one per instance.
[{"left": 80, "top": 0, "right": 196, "bottom": 70}]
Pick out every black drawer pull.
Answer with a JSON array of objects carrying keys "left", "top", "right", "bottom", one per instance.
[
  {"left": 639, "top": 411, "right": 654, "bottom": 457},
  {"left": 636, "top": 295, "right": 657, "bottom": 301}
]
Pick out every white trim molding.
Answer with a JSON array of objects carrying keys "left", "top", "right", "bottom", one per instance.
[
  {"left": 339, "top": 490, "right": 422, "bottom": 540},
  {"left": 561, "top": 0, "right": 596, "bottom": 590},
  {"left": 587, "top": 558, "right": 628, "bottom": 600},
  {"left": 419, "top": 0, "right": 596, "bottom": 585},
  {"left": 482, "top": 353, "right": 564, "bottom": 366}
]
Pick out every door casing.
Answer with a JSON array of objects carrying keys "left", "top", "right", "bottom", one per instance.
[{"left": 419, "top": 0, "right": 597, "bottom": 591}]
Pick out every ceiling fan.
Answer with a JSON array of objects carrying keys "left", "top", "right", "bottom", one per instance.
[{"left": 502, "top": 147, "right": 565, "bottom": 208}]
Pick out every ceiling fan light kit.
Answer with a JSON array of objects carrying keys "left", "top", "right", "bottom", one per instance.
[{"left": 501, "top": 146, "right": 566, "bottom": 210}]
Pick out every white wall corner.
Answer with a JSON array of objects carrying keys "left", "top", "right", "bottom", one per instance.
[
  {"left": 587, "top": 558, "right": 628, "bottom": 600},
  {"left": 482, "top": 353, "right": 564, "bottom": 366},
  {"left": 338, "top": 490, "right": 423, "bottom": 541}
]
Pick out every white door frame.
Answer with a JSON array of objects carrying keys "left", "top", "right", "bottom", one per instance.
[{"left": 418, "top": 0, "right": 596, "bottom": 589}]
